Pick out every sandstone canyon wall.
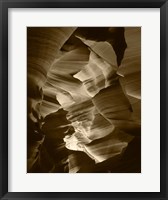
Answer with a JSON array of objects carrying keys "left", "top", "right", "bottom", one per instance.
[{"left": 27, "top": 27, "right": 141, "bottom": 173}]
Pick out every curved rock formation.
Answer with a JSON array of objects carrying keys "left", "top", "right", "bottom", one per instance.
[{"left": 27, "top": 27, "right": 141, "bottom": 173}]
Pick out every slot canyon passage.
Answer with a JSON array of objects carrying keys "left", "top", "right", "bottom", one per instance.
[{"left": 27, "top": 27, "right": 141, "bottom": 173}]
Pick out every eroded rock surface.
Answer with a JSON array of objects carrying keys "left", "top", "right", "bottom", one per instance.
[{"left": 27, "top": 27, "right": 141, "bottom": 173}]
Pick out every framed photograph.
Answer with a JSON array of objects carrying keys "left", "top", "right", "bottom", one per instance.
[{"left": 0, "top": 0, "right": 167, "bottom": 199}]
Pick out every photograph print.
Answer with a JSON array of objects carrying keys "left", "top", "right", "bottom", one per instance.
[{"left": 27, "top": 27, "right": 141, "bottom": 173}]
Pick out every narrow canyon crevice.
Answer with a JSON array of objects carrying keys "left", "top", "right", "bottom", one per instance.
[{"left": 27, "top": 27, "right": 141, "bottom": 173}]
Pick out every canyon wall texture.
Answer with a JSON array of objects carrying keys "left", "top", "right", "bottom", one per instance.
[{"left": 27, "top": 27, "right": 141, "bottom": 173}]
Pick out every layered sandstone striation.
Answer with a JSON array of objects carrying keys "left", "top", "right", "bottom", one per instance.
[{"left": 27, "top": 27, "right": 141, "bottom": 173}]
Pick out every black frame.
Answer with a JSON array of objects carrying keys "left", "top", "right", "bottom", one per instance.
[{"left": 0, "top": 0, "right": 167, "bottom": 199}]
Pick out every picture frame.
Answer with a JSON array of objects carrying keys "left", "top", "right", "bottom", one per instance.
[{"left": 0, "top": 0, "right": 167, "bottom": 199}]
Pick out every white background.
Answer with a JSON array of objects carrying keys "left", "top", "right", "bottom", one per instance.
[{"left": 8, "top": 8, "right": 160, "bottom": 192}]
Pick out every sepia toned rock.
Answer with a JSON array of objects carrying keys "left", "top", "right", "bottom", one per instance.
[{"left": 27, "top": 27, "right": 141, "bottom": 173}]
